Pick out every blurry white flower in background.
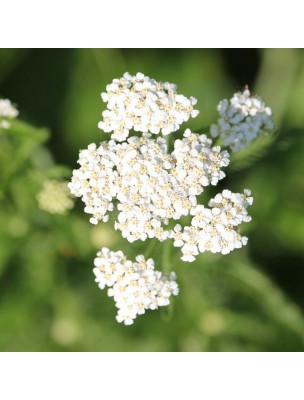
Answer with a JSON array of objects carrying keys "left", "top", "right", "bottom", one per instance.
[
  {"left": 0, "top": 99, "right": 18, "bottom": 129},
  {"left": 37, "top": 180, "right": 74, "bottom": 215}
]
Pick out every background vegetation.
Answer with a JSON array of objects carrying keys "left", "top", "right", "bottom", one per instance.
[{"left": 0, "top": 48, "right": 303, "bottom": 351}]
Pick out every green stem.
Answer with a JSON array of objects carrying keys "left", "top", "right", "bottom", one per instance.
[
  {"left": 162, "top": 239, "right": 171, "bottom": 274},
  {"left": 164, "top": 133, "right": 172, "bottom": 152}
]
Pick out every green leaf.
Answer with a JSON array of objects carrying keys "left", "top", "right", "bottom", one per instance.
[
  {"left": 228, "top": 131, "right": 278, "bottom": 171},
  {"left": 9, "top": 119, "right": 50, "bottom": 143},
  {"left": 224, "top": 261, "right": 304, "bottom": 343},
  {"left": 0, "top": 120, "right": 50, "bottom": 188}
]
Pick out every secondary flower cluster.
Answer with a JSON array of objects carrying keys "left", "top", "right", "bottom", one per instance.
[
  {"left": 0, "top": 99, "right": 18, "bottom": 129},
  {"left": 98, "top": 72, "right": 199, "bottom": 141},
  {"left": 93, "top": 247, "right": 179, "bottom": 325},
  {"left": 37, "top": 180, "right": 74, "bottom": 214},
  {"left": 171, "top": 189, "right": 253, "bottom": 262},
  {"left": 68, "top": 129, "right": 229, "bottom": 247},
  {"left": 210, "top": 89, "right": 274, "bottom": 152}
]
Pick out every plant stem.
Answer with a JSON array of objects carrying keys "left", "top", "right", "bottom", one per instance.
[{"left": 162, "top": 239, "right": 171, "bottom": 273}]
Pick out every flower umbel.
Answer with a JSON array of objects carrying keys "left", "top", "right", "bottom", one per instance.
[
  {"left": 67, "top": 72, "right": 272, "bottom": 325},
  {"left": 210, "top": 88, "right": 274, "bottom": 152},
  {"left": 98, "top": 72, "right": 199, "bottom": 141},
  {"left": 93, "top": 248, "right": 179, "bottom": 325},
  {"left": 68, "top": 130, "right": 229, "bottom": 247},
  {"left": 171, "top": 189, "right": 253, "bottom": 262}
]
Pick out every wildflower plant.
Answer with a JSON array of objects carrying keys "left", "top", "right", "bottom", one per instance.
[
  {"left": 68, "top": 72, "right": 274, "bottom": 325},
  {"left": 2, "top": 50, "right": 304, "bottom": 352}
]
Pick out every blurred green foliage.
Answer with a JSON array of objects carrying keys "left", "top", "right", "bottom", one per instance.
[{"left": 0, "top": 49, "right": 303, "bottom": 351}]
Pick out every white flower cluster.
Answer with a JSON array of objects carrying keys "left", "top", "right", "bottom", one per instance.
[
  {"left": 171, "top": 189, "right": 253, "bottom": 262},
  {"left": 37, "top": 180, "right": 74, "bottom": 214},
  {"left": 69, "top": 74, "right": 257, "bottom": 263},
  {"left": 210, "top": 89, "right": 274, "bottom": 152},
  {"left": 0, "top": 99, "right": 18, "bottom": 129},
  {"left": 68, "top": 73, "right": 260, "bottom": 325},
  {"left": 98, "top": 72, "right": 199, "bottom": 141},
  {"left": 68, "top": 129, "right": 229, "bottom": 244},
  {"left": 93, "top": 247, "right": 179, "bottom": 325}
]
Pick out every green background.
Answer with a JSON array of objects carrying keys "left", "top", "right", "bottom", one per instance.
[{"left": 0, "top": 49, "right": 304, "bottom": 351}]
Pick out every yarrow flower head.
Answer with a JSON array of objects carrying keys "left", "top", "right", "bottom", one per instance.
[
  {"left": 210, "top": 88, "right": 274, "bottom": 152},
  {"left": 37, "top": 180, "right": 74, "bottom": 214},
  {"left": 68, "top": 130, "right": 229, "bottom": 246},
  {"left": 171, "top": 189, "right": 253, "bottom": 262},
  {"left": 93, "top": 247, "right": 179, "bottom": 325},
  {"left": 0, "top": 99, "right": 18, "bottom": 129},
  {"left": 98, "top": 72, "right": 199, "bottom": 141}
]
